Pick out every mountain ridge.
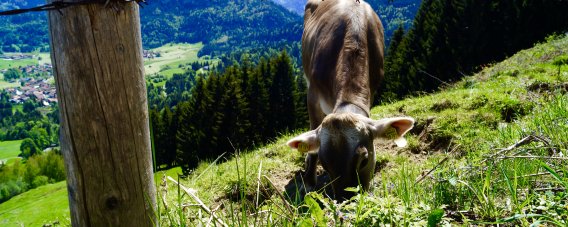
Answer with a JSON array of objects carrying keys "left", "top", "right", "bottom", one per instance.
[
  {"left": 0, "top": 0, "right": 420, "bottom": 55},
  {"left": 0, "top": 0, "right": 303, "bottom": 55}
]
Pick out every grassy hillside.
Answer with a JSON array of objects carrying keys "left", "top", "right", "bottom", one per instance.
[
  {"left": 0, "top": 140, "right": 22, "bottom": 165},
  {"left": 157, "top": 35, "right": 568, "bottom": 225},
  {"left": 2, "top": 36, "right": 565, "bottom": 225},
  {"left": 0, "top": 181, "right": 69, "bottom": 226}
]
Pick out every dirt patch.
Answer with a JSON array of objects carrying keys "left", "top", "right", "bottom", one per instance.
[
  {"left": 408, "top": 116, "right": 454, "bottom": 154},
  {"left": 467, "top": 95, "right": 489, "bottom": 110},
  {"left": 527, "top": 81, "right": 568, "bottom": 94},
  {"left": 499, "top": 100, "right": 533, "bottom": 123},
  {"left": 430, "top": 99, "right": 458, "bottom": 112},
  {"left": 256, "top": 116, "right": 453, "bottom": 205},
  {"left": 283, "top": 169, "right": 333, "bottom": 204},
  {"left": 219, "top": 168, "right": 302, "bottom": 209}
]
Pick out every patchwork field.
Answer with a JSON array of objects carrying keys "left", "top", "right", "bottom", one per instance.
[
  {"left": 0, "top": 57, "right": 38, "bottom": 69},
  {"left": 0, "top": 140, "right": 22, "bottom": 166},
  {"left": 0, "top": 44, "right": 208, "bottom": 89},
  {"left": 144, "top": 42, "right": 215, "bottom": 77}
]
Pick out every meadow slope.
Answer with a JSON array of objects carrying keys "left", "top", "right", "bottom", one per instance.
[
  {"left": 0, "top": 181, "right": 69, "bottom": 226},
  {"left": 161, "top": 35, "right": 568, "bottom": 226},
  {"left": 1, "top": 35, "right": 566, "bottom": 225}
]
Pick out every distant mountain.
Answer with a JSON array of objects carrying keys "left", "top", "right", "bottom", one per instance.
[
  {"left": 0, "top": 0, "right": 303, "bottom": 56},
  {"left": 0, "top": 0, "right": 44, "bottom": 9},
  {"left": 271, "top": 0, "right": 421, "bottom": 45},
  {"left": 0, "top": 1, "right": 48, "bottom": 52},
  {"left": 270, "top": 0, "right": 305, "bottom": 15},
  {"left": 140, "top": 0, "right": 303, "bottom": 57},
  {"left": 0, "top": 0, "right": 419, "bottom": 55}
]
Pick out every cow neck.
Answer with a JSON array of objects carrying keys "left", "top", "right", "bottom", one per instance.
[{"left": 334, "top": 102, "right": 369, "bottom": 117}]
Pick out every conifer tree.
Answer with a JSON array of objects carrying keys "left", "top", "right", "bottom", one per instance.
[
  {"left": 387, "top": 24, "right": 405, "bottom": 56},
  {"left": 149, "top": 108, "right": 164, "bottom": 168},
  {"left": 246, "top": 57, "right": 270, "bottom": 143},
  {"left": 294, "top": 75, "right": 309, "bottom": 129},
  {"left": 161, "top": 106, "right": 176, "bottom": 168},
  {"left": 383, "top": 0, "right": 568, "bottom": 100},
  {"left": 176, "top": 76, "right": 210, "bottom": 174},
  {"left": 216, "top": 72, "right": 250, "bottom": 153},
  {"left": 268, "top": 51, "right": 297, "bottom": 136}
]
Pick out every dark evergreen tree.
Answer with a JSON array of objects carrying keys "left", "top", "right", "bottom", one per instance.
[
  {"left": 245, "top": 57, "right": 271, "bottom": 143},
  {"left": 149, "top": 108, "right": 163, "bottom": 167},
  {"left": 158, "top": 50, "right": 308, "bottom": 172},
  {"left": 294, "top": 75, "right": 309, "bottom": 129},
  {"left": 383, "top": 0, "right": 568, "bottom": 101},
  {"left": 161, "top": 106, "right": 177, "bottom": 168},
  {"left": 175, "top": 76, "right": 209, "bottom": 174},
  {"left": 387, "top": 24, "right": 405, "bottom": 56},
  {"left": 216, "top": 72, "right": 250, "bottom": 153},
  {"left": 267, "top": 51, "right": 298, "bottom": 136}
]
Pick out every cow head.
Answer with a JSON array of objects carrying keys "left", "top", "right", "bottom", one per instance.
[{"left": 287, "top": 113, "right": 414, "bottom": 200}]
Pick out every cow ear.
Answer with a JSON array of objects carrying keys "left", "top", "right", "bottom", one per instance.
[
  {"left": 287, "top": 129, "right": 320, "bottom": 153},
  {"left": 369, "top": 117, "right": 415, "bottom": 147}
]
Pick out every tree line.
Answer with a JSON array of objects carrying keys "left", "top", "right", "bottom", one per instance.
[
  {"left": 0, "top": 149, "right": 65, "bottom": 203},
  {"left": 380, "top": 0, "right": 568, "bottom": 101},
  {"left": 149, "top": 51, "right": 308, "bottom": 174},
  {"left": 0, "top": 92, "right": 59, "bottom": 151}
]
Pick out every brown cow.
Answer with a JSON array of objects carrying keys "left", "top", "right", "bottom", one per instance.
[{"left": 287, "top": 0, "right": 414, "bottom": 201}]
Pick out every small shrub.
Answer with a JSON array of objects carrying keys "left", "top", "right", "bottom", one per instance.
[
  {"left": 468, "top": 95, "right": 489, "bottom": 110},
  {"left": 431, "top": 99, "right": 458, "bottom": 112},
  {"left": 32, "top": 175, "right": 49, "bottom": 188},
  {"left": 498, "top": 99, "right": 533, "bottom": 122}
]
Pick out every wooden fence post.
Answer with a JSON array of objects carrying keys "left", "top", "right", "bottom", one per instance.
[{"left": 47, "top": 1, "right": 157, "bottom": 226}]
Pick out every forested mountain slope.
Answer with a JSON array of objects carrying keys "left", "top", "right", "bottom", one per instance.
[
  {"left": 382, "top": 0, "right": 568, "bottom": 100},
  {"left": 0, "top": 0, "right": 303, "bottom": 56},
  {"left": 0, "top": 0, "right": 49, "bottom": 52},
  {"left": 271, "top": 0, "right": 421, "bottom": 45},
  {"left": 141, "top": 0, "right": 303, "bottom": 56},
  {"left": 0, "top": 0, "right": 420, "bottom": 55}
]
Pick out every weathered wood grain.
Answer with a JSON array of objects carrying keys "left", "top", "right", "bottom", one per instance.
[{"left": 47, "top": 1, "right": 156, "bottom": 226}]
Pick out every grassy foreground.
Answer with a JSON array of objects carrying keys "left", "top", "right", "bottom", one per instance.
[
  {"left": 1, "top": 36, "right": 566, "bottom": 225},
  {"left": 0, "top": 181, "right": 69, "bottom": 226},
  {"left": 157, "top": 35, "right": 568, "bottom": 225}
]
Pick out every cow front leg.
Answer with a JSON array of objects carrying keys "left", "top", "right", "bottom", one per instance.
[{"left": 303, "top": 152, "right": 318, "bottom": 192}]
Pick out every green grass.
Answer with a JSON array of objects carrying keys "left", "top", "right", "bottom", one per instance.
[
  {"left": 144, "top": 42, "right": 216, "bottom": 78},
  {"left": 2, "top": 36, "right": 566, "bottom": 225},
  {"left": 0, "top": 57, "right": 37, "bottom": 69},
  {"left": 154, "top": 166, "right": 183, "bottom": 182},
  {"left": 155, "top": 35, "right": 568, "bottom": 226},
  {"left": 0, "top": 140, "right": 23, "bottom": 165},
  {"left": 0, "top": 181, "right": 70, "bottom": 226},
  {"left": 0, "top": 75, "right": 18, "bottom": 89}
]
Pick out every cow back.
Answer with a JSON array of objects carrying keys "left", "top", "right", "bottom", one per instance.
[{"left": 302, "top": 0, "right": 384, "bottom": 117}]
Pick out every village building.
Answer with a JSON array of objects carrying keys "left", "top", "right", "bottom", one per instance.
[{"left": 2, "top": 63, "right": 57, "bottom": 105}]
